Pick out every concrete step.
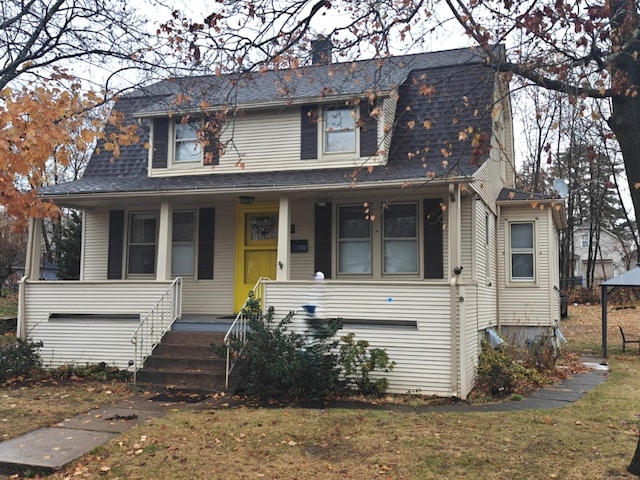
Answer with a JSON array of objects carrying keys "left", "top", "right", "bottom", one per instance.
[
  {"left": 135, "top": 369, "right": 226, "bottom": 389},
  {"left": 161, "top": 331, "right": 225, "bottom": 346},
  {"left": 151, "top": 344, "right": 221, "bottom": 357},
  {"left": 143, "top": 355, "right": 225, "bottom": 371}
]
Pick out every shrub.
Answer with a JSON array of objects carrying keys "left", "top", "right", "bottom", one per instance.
[
  {"left": 227, "top": 295, "right": 396, "bottom": 400},
  {"left": 474, "top": 341, "right": 546, "bottom": 397},
  {"left": 50, "top": 362, "right": 132, "bottom": 382},
  {"left": 228, "top": 305, "right": 343, "bottom": 400},
  {"left": 0, "top": 338, "right": 43, "bottom": 383},
  {"left": 338, "top": 333, "right": 395, "bottom": 395}
]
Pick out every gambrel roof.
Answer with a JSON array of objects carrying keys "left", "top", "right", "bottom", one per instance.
[{"left": 40, "top": 47, "right": 499, "bottom": 198}]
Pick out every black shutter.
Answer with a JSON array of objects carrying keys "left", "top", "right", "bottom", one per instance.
[
  {"left": 198, "top": 208, "right": 215, "bottom": 279},
  {"left": 424, "top": 199, "right": 444, "bottom": 279},
  {"left": 107, "top": 210, "right": 125, "bottom": 279},
  {"left": 314, "top": 203, "right": 332, "bottom": 278},
  {"left": 153, "top": 118, "right": 169, "bottom": 169},
  {"left": 203, "top": 116, "right": 220, "bottom": 166},
  {"left": 359, "top": 101, "right": 377, "bottom": 157},
  {"left": 301, "top": 105, "right": 318, "bottom": 160}
]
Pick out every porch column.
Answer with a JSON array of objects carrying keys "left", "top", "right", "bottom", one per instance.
[
  {"left": 18, "top": 217, "right": 42, "bottom": 339},
  {"left": 25, "top": 217, "right": 42, "bottom": 280},
  {"left": 276, "top": 196, "right": 291, "bottom": 281},
  {"left": 156, "top": 200, "right": 172, "bottom": 280}
]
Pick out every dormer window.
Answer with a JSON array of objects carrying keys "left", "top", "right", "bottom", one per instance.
[
  {"left": 175, "top": 120, "right": 202, "bottom": 162},
  {"left": 324, "top": 107, "right": 355, "bottom": 153},
  {"left": 151, "top": 116, "right": 220, "bottom": 169}
]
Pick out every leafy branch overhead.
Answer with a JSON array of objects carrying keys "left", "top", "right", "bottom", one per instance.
[{"left": 161, "top": 0, "right": 640, "bottom": 227}]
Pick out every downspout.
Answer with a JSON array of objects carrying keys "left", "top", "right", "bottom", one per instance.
[
  {"left": 448, "top": 184, "right": 462, "bottom": 397},
  {"left": 496, "top": 204, "right": 502, "bottom": 331}
]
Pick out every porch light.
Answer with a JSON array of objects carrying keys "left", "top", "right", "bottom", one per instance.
[{"left": 239, "top": 195, "right": 255, "bottom": 205}]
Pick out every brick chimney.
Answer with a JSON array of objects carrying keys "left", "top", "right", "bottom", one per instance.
[{"left": 311, "top": 37, "right": 333, "bottom": 65}]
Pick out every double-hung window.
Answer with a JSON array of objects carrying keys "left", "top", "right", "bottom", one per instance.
[
  {"left": 383, "top": 203, "right": 418, "bottom": 274},
  {"left": 338, "top": 205, "right": 371, "bottom": 274},
  {"left": 171, "top": 211, "right": 195, "bottom": 276},
  {"left": 510, "top": 222, "right": 535, "bottom": 281},
  {"left": 174, "top": 119, "right": 202, "bottom": 163},
  {"left": 128, "top": 212, "right": 158, "bottom": 275},
  {"left": 324, "top": 107, "right": 355, "bottom": 154}
]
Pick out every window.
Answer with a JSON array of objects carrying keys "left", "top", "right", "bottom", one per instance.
[
  {"left": 174, "top": 119, "right": 202, "bottom": 162},
  {"left": 171, "top": 211, "right": 195, "bottom": 276},
  {"left": 338, "top": 205, "right": 371, "bottom": 274},
  {"left": 324, "top": 107, "right": 355, "bottom": 153},
  {"left": 383, "top": 203, "right": 418, "bottom": 273},
  {"left": 128, "top": 212, "right": 157, "bottom": 275},
  {"left": 510, "top": 222, "right": 534, "bottom": 281},
  {"left": 580, "top": 234, "right": 589, "bottom": 248}
]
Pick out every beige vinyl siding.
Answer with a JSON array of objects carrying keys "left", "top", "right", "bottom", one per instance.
[
  {"left": 460, "top": 196, "right": 473, "bottom": 283},
  {"left": 82, "top": 210, "right": 110, "bottom": 280},
  {"left": 264, "top": 281, "right": 455, "bottom": 396},
  {"left": 498, "top": 207, "right": 555, "bottom": 327},
  {"left": 23, "top": 281, "right": 173, "bottom": 368},
  {"left": 476, "top": 201, "right": 498, "bottom": 330},
  {"left": 181, "top": 203, "right": 236, "bottom": 314},
  {"left": 381, "top": 96, "right": 398, "bottom": 162},
  {"left": 151, "top": 105, "right": 385, "bottom": 177},
  {"left": 289, "top": 201, "right": 315, "bottom": 280}
]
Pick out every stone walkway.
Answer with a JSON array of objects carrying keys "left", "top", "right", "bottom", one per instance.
[{"left": 0, "top": 358, "right": 610, "bottom": 477}]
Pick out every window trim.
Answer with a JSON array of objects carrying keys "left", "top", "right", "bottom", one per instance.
[
  {"left": 382, "top": 202, "right": 419, "bottom": 275},
  {"left": 171, "top": 210, "right": 196, "bottom": 277},
  {"left": 126, "top": 211, "right": 158, "bottom": 277},
  {"left": 172, "top": 118, "right": 203, "bottom": 164},
  {"left": 508, "top": 221, "right": 536, "bottom": 284},
  {"left": 323, "top": 106, "right": 356, "bottom": 155},
  {"left": 335, "top": 201, "right": 424, "bottom": 279}
]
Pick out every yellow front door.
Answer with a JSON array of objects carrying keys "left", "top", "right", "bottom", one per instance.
[{"left": 234, "top": 203, "right": 278, "bottom": 312}]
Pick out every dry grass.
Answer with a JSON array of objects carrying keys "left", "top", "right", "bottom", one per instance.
[
  {"left": 6, "top": 304, "right": 640, "bottom": 479},
  {"left": 0, "top": 379, "right": 132, "bottom": 441}
]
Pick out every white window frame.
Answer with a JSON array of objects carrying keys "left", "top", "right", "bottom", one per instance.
[
  {"left": 580, "top": 234, "right": 589, "bottom": 248},
  {"left": 382, "top": 203, "right": 418, "bottom": 274},
  {"left": 509, "top": 221, "right": 535, "bottom": 283},
  {"left": 337, "top": 204, "right": 372, "bottom": 275},
  {"left": 336, "top": 201, "right": 423, "bottom": 279},
  {"left": 127, "top": 211, "right": 158, "bottom": 277},
  {"left": 171, "top": 210, "right": 196, "bottom": 276},
  {"left": 323, "top": 106, "right": 356, "bottom": 155},
  {"left": 172, "top": 118, "right": 202, "bottom": 164}
]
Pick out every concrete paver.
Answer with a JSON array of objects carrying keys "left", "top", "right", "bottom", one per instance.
[{"left": 0, "top": 428, "right": 117, "bottom": 474}]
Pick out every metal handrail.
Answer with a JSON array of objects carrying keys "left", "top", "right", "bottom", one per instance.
[
  {"left": 130, "top": 277, "right": 182, "bottom": 380},
  {"left": 224, "top": 277, "right": 269, "bottom": 388}
]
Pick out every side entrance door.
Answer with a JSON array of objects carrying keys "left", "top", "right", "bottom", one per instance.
[{"left": 234, "top": 203, "right": 278, "bottom": 312}]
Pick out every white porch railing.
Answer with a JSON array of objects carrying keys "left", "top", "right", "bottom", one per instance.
[
  {"left": 130, "top": 277, "right": 183, "bottom": 378},
  {"left": 224, "top": 277, "right": 269, "bottom": 388}
]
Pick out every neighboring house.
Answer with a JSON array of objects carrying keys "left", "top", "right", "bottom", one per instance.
[
  {"left": 18, "top": 46, "right": 565, "bottom": 398},
  {"left": 573, "top": 224, "right": 630, "bottom": 287}
]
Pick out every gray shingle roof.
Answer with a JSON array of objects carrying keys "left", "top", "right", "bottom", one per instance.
[{"left": 40, "top": 47, "right": 499, "bottom": 198}]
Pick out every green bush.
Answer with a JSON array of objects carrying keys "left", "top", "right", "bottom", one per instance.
[
  {"left": 227, "top": 295, "right": 396, "bottom": 400},
  {"left": 339, "top": 333, "right": 395, "bottom": 395},
  {"left": 228, "top": 304, "right": 343, "bottom": 400},
  {"left": 0, "top": 338, "right": 43, "bottom": 382}
]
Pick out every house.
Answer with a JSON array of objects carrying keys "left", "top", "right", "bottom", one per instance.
[
  {"left": 17, "top": 46, "right": 566, "bottom": 398},
  {"left": 573, "top": 224, "right": 630, "bottom": 287}
]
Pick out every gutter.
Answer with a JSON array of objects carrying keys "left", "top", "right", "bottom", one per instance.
[
  {"left": 41, "top": 176, "right": 475, "bottom": 203},
  {"left": 133, "top": 92, "right": 394, "bottom": 118}
]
